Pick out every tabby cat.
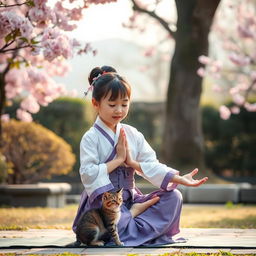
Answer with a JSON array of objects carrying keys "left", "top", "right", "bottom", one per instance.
[{"left": 75, "top": 188, "right": 124, "bottom": 246}]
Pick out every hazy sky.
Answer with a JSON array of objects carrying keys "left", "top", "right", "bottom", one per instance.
[
  {"left": 69, "top": 0, "right": 176, "bottom": 45},
  {"left": 57, "top": 1, "right": 176, "bottom": 101}
]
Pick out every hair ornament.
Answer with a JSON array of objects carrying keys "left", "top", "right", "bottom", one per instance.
[
  {"left": 84, "top": 71, "right": 111, "bottom": 97},
  {"left": 84, "top": 84, "right": 93, "bottom": 97},
  {"left": 92, "top": 73, "right": 102, "bottom": 85}
]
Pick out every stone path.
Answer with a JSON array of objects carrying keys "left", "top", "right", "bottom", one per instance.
[{"left": 0, "top": 228, "right": 255, "bottom": 255}]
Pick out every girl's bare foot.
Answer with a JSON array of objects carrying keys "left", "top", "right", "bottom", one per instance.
[{"left": 130, "top": 196, "right": 160, "bottom": 218}]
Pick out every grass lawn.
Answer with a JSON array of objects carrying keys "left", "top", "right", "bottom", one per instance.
[
  {"left": 0, "top": 203, "right": 255, "bottom": 230},
  {"left": 0, "top": 253, "right": 255, "bottom": 256}
]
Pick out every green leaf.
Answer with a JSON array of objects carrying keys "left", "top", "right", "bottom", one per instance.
[
  {"left": 10, "top": 61, "right": 21, "bottom": 69},
  {"left": 31, "top": 39, "right": 40, "bottom": 45},
  {"left": 26, "top": 0, "right": 35, "bottom": 7},
  {"left": 5, "top": 33, "right": 13, "bottom": 44},
  {"left": 20, "top": 37, "right": 29, "bottom": 43}
]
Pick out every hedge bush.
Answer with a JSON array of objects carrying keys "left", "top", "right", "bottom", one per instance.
[
  {"left": 5, "top": 98, "right": 255, "bottom": 182},
  {"left": 202, "top": 105, "right": 256, "bottom": 180},
  {"left": 2, "top": 120, "right": 76, "bottom": 184},
  {"left": 5, "top": 98, "right": 94, "bottom": 179}
]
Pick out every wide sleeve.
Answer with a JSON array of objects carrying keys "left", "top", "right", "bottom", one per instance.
[
  {"left": 135, "top": 131, "right": 179, "bottom": 190},
  {"left": 79, "top": 132, "right": 114, "bottom": 203}
]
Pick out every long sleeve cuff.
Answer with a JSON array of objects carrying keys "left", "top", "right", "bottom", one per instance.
[{"left": 160, "top": 171, "right": 179, "bottom": 191}]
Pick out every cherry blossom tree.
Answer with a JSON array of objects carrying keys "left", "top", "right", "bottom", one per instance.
[
  {"left": 0, "top": 0, "right": 115, "bottom": 144},
  {"left": 197, "top": 0, "right": 256, "bottom": 120}
]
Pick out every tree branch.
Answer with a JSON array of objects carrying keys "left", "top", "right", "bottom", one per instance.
[
  {"left": 244, "top": 79, "right": 256, "bottom": 102},
  {"left": 0, "top": 1, "right": 31, "bottom": 8},
  {"left": 0, "top": 39, "right": 16, "bottom": 52},
  {"left": 130, "top": 0, "right": 176, "bottom": 38},
  {"left": 0, "top": 44, "right": 33, "bottom": 54}
]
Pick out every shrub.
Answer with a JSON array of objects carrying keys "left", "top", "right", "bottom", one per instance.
[
  {"left": 2, "top": 120, "right": 76, "bottom": 184},
  {"left": 5, "top": 97, "right": 93, "bottom": 178},
  {"left": 202, "top": 105, "right": 256, "bottom": 181},
  {"left": 0, "top": 154, "right": 8, "bottom": 184}
]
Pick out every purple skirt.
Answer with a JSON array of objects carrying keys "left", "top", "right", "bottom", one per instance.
[{"left": 73, "top": 187, "right": 183, "bottom": 246}]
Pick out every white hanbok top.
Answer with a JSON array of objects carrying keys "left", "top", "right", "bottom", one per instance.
[{"left": 79, "top": 116, "right": 179, "bottom": 200}]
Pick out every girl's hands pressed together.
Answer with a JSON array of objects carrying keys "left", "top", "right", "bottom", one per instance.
[
  {"left": 124, "top": 133, "right": 133, "bottom": 167},
  {"left": 122, "top": 129, "right": 144, "bottom": 174},
  {"left": 116, "top": 128, "right": 127, "bottom": 163},
  {"left": 106, "top": 128, "right": 127, "bottom": 173}
]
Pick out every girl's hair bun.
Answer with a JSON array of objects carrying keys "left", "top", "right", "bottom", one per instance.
[{"left": 88, "top": 66, "right": 117, "bottom": 85}]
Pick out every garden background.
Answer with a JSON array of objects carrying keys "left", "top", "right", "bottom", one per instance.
[{"left": 0, "top": 0, "right": 256, "bottom": 235}]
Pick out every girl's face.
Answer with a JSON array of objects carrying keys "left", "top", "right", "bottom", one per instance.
[{"left": 92, "top": 91, "right": 130, "bottom": 132}]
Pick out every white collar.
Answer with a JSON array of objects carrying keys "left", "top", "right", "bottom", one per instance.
[{"left": 95, "top": 116, "right": 121, "bottom": 146}]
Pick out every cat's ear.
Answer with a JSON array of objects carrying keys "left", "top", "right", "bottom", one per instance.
[{"left": 116, "top": 188, "right": 123, "bottom": 194}]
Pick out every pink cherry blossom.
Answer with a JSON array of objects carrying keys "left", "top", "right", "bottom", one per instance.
[
  {"left": 229, "top": 52, "right": 250, "bottom": 66},
  {"left": 197, "top": 67, "right": 206, "bottom": 77},
  {"left": 219, "top": 105, "right": 231, "bottom": 120},
  {"left": 232, "top": 94, "right": 245, "bottom": 106},
  {"left": 238, "top": 25, "right": 254, "bottom": 38},
  {"left": 199, "top": 0, "right": 256, "bottom": 118},
  {"left": 0, "top": 11, "right": 33, "bottom": 39},
  {"left": 41, "top": 28, "right": 73, "bottom": 61},
  {"left": 1, "top": 114, "right": 10, "bottom": 123},
  {"left": 70, "top": 8, "right": 83, "bottom": 21},
  {"left": 250, "top": 71, "right": 256, "bottom": 80},
  {"left": 33, "top": 0, "right": 48, "bottom": 8},
  {"left": 16, "top": 109, "right": 33, "bottom": 122},
  {"left": 29, "top": 5, "right": 56, "bottom": 28},
  {"left": 0, "top": 12, "right": 12, "bottom": 37},
  {"left": 231, "top": 106, "right": 240, "bottom": 114},
  {"left": 5, "top": 69, "right": 25, "bottom": 99},
  {"left": 198, "top": 55, "right": 211, "bottom": 65},
  {"left": 87, "top": 0, "right": 117, "bottom": 4},
  {"left": 0, "top": 0, "right": 139, "bottom": 124},
  {"left": 244, "top": 102, "right": 256, "bottom": 112},
  {"left": 21, "top": 95, "right": 40, "bottom": 114}
]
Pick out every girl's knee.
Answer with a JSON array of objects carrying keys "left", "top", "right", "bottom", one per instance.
[
  {"left": 172, "top": 189, "right": 183, "bottom": 202},
  {"left": 163, "top": 189, "right": 183, "bottom": 204}
]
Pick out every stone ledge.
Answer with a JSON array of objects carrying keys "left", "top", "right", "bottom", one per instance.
[
  {"left": 240, "top": 187, "right": 256, "bottom": 203},
  {"left": 185, "top": 184, "right": 240, "bottom": 203},
  {"left": 136, "top": 183, "right": 255, "bottom": 204},
  {"left": 0, "top": 183, "right": 71, "bottom": 208}
]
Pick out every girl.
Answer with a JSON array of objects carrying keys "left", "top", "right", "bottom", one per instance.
[{"left": 72, "top": 65, "right": 208, "bottom": 246}]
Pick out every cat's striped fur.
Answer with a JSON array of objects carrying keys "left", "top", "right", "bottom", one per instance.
[{"left": 75, "top": 188, "right": 124, "bottom": 246}]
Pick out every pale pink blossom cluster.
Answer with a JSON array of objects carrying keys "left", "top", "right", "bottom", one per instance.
[
  {"left": 53, "top": 2, "right": 77, "bottom": 31},
  {"left": 4, "top": 67, "right": 66, "bottom": 121},
  {"left": 86, "top": 0, "right": 117, "bottom": 4},
  {"left": 41, "top": 28, "right": 74, "bottom": 61},
  {"left": 198, "top": 55, "right": 222, "bottom": 77},
  {"left": 5, "top": 69, "right": 25, "bottom": 99},
  {"left": 25, "top": 67, "right": 66, "bottom": 106},
  {"left": 16, "top": 109, "right": 33, "bottom": 122},
  {"left": 1, "top": 0, "right": 115, "bottom": 122},
  {"left": 0, "top": 11, "right": 33, "bottom": 39},
  {"left": 197, "top": 0, "right": 256, "bottom": 119},
  {"left": 1, "top": 114, "right": 10, "bottom": 123},
  {"left": 219, "top": 105, "right": 231, "bottom": 120},
  {"left": 29, "top": 4, "right": 56, "bottom": 28}
]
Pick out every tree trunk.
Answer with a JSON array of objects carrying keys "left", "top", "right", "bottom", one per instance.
[
  {"left": 162, "top": 0, "right": 220, "bottom": 172},
  {"left": 0, "top": 71, "right": 6, "bottom": 147}
]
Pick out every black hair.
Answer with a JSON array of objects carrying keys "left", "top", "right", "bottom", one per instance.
[{"left": 88, "top": 65, "right": 131, "bottom": 102}]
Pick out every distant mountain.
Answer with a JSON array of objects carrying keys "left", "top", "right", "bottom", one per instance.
[{"left": 54, "top": 38, "right": 169, "bottom": 101}]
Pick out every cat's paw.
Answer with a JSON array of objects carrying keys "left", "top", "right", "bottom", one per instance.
[
  {"left": 90, "top": 240, "right": 104, "bottom": 246},
  {"left": 117, "top": 241, "right": 124, "bottom": 246}
]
